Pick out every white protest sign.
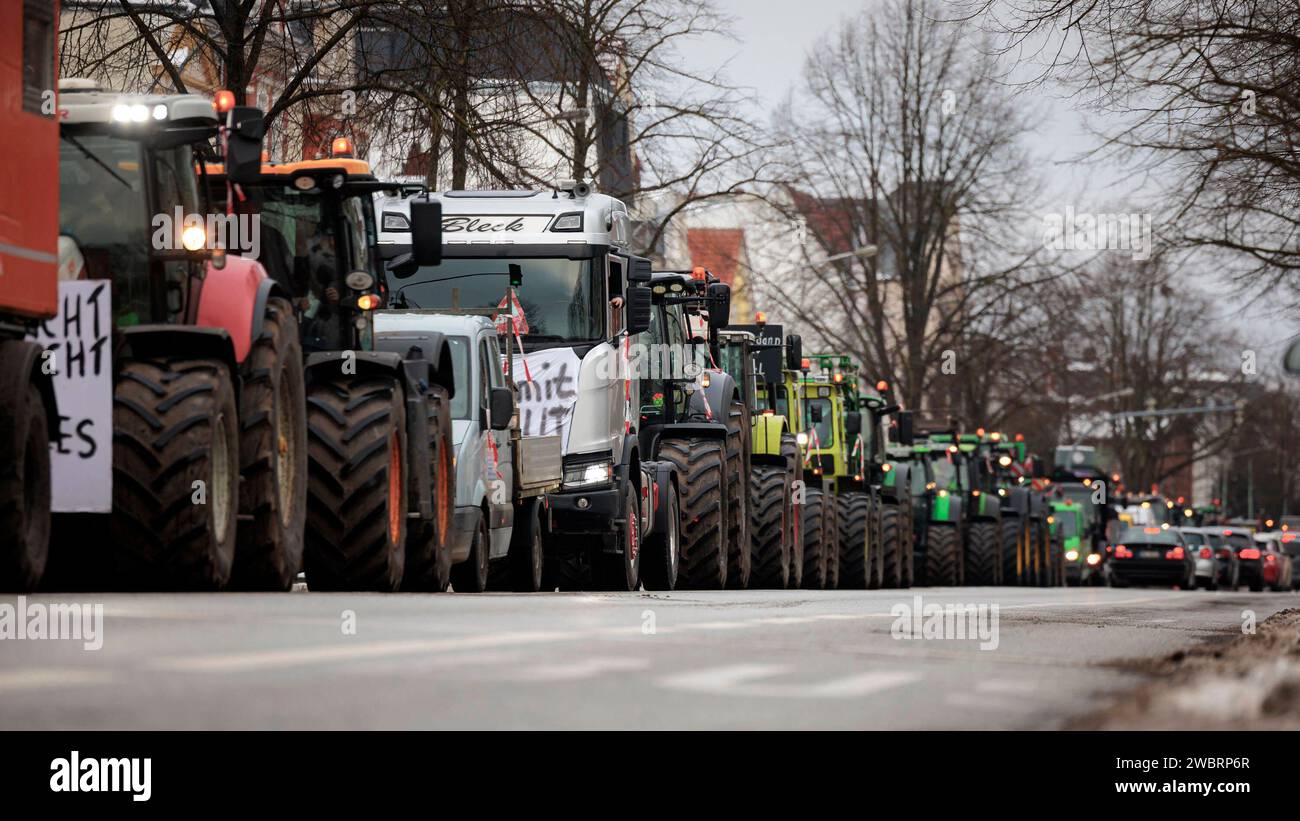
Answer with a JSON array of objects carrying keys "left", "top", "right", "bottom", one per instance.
[
  {"left": 28, "top": 281, "right": 113, "bottom": 512},
  {"left": 509, "top": 347, "right": 581, "bottom": 446}
]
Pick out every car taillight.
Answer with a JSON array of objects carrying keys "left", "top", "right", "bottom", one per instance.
[
  {"left": 1114, "top": 546, "right": 1133, "bottom": 559},
  {"left": 1199, "top": 547, "right": 1212, "bottom": 559},
  {"left": 1265, "top": 554, "right": 1277, "bottom": 564},
  {"left": 1165, "top": 547, "right": 1184, "bottom": 560},
  {"left": 1240, "top": 548, "right": 1261, "bottom": 560}
]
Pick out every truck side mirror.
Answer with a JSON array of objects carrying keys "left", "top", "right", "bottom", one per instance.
[
  {"left": 897, "top": 410, "right": 915, "bottom": 446},
  {"left": 626, "top": 284, "right": 653, "bottom": 335},
  {"left": 844, "top": 411, "right": 862, "bottom": 436},
  {"left": 224, "top": 106, "right": 265, "bottom": 185},
  {"left": 785, "top": 334, "right": 802, "bottom": 371},
  {"left": 410, "top": 200, "right": 442, "bottom": 266},
  {"left": 707, "top": 282, "right": 730, "bottom": 329},
  {"left": 488, "top": 386, "right": 514, "bottom": 431}
]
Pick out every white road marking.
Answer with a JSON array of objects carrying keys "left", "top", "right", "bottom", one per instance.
[
  {"left": 0, "top": 668, "right": 115, "bottom": 692},
  {"left": 658, "top": 663, "right": 918, "bottom": 698},
  {"left": 510, "top": 657, "right": 649, "bottom": 682}
]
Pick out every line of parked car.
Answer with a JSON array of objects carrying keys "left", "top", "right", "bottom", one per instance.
[{"left": 1103, "top": 523, "right": 1298, "bottom": 592}]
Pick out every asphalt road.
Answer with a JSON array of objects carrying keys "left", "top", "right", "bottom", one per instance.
[{"left": 0, "top": 587, "right": 1294, "bottom": 729}]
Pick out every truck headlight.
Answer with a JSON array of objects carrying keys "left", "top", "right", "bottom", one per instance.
[{"left": 563, "top": 459, "right": 613, "bottom": 489}]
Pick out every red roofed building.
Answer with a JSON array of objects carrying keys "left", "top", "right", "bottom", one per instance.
[{"left": 686, "top": 227, "right": 752, "bottom": 320}]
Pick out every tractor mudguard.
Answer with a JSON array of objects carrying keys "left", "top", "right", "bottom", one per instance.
[
  {"left": 688, "top": 368, "right": 738, "bottom": 422},
  {"left": 373, "top": 328, "right": 456, "bottom": 400},
  {"left": 750, "top": 412, "right": 787, "bottom": 465},
  {"left": 303, "top": 350, "right": 436, "bottom": 522},
  {"left": 119, "top": 325, "right": 239, "bottom": 394},
  {"left": 881, "top": 462, "right": 911, "bottom": 504},
  {"left": 196, "top": 255, "right": 277, "bottom": 364},
  {"left": 659, "top": 420, "right": 728, "bottom": 441},
  {"left": 0, "top": 339, "right": 58, "bottom": 442}
]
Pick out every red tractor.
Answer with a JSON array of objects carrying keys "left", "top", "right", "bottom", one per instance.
[
  {"left": 0, "top": 0, "right": 59, "bottom": 591},
  {"left": 56, "top": 80, "right": 306, "bottom": 590}
]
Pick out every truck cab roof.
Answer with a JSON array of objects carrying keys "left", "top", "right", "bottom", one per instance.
[
  {"left": 58, "top": 80, "right": 218, "bottom": 126},
  {"left": 378, "top": 188, "right": 630, "bottom": 249}
]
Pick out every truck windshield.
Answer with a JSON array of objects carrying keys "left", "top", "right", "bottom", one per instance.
[
  {"left": 59, "top": 132, "right": 150, "bottom": 324},
  {"left": 389, "top": 257, "right": 601, "bottom": 343}
]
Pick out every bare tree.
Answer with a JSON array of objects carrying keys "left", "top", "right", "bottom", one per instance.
[
  {"left": 759, "top": 0, "right": 1054, "bottom": 412},
  {"left": 968, "top": 0, "right": 1300, "bottom": 303}
]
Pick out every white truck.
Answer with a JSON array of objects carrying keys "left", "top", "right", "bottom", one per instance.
[{"left": 377, "top": 184, "right": 696, "bottom": 590}]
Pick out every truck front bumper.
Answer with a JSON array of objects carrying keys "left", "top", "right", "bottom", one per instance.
[{"left": 546, "top": 486, "right": 621, "bottom": 537}]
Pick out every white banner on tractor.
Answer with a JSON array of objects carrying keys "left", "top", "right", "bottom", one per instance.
[
  {"left": 509, "top": 347, "right": 581, "bottom": 446},
  {"left": 28, "top": 281, "right": 113, "bottom": 512}
]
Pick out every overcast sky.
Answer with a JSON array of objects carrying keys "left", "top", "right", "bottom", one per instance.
[{"left": 697, "top": 0, "right": 1299, "bottom": 358}]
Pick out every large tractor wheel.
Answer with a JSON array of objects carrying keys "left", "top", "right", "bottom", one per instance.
[
  {"left": 642, "top": 482, "right": 682, "bottom": 591},
  {"left": 781, "top": 433, "right": 803, "bottom": 589},
  {"left": 925, "top": 524, "right": 962, "bottom": 586},
  {"left": 836, "top": 492, "right": 871, "bottom": 588},
  {"left": 965, "top": 520, "right": 1000, "bottom": 585},
  {"left": 825, "top": 494, "right": 841, "bottom": 589},
  {"left": 748, "top": 465, "right": 790, "bottom": 589},
  {"left": 112, "top": 357, "right": 240, "bottom": 590},
  {"left": 867, "top": 500, "right": 883, "bottom": 589},
  {"left": 659, "top": 438, "right": 726, "bottom": 589},
  {"left": 403, "top": 386, "right": 455, "bottom": 592},
  {"left": 800, "top": 487, "right": 829, "bottom": 589},
  {"left": 724, "top": 399, "right": 751, "bottom": 589},
  {"left": 0, "top": 379, "right": 51, "bottom": 592},
  {"left": 1000, "top": 515, "right": 1025, "bottom": 585},
  {"left": 232, "top": 297, "right": 306, "bottom": 591},
  {"left": 304, "top": 374, "right": 408, "bottom": 591},
  {"left": 881, "top": 505, "right": 903, "bottom": 588}
]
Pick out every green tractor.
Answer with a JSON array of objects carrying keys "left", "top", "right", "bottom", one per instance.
[
  {"left": 960, "top": 432, "right": 1005, "bottom": 585},
  {"left": 909, "top": 433, "right": 968, "bottom": 585},
  {"left": 719, "top": 320, "right": 803, "bottom": 589},
  {"left": 1049, "top": 500, "right": 1099, "bottom": 585},
  {"left": 988, "top": 435, "right": 1059, "bottom": 585},
  {"left": 850, "top": 378, "right": 914, "bottom": 589}
]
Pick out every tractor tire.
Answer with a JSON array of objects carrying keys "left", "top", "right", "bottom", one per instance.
[
  {"left": 748, "top": 465, "right": 790, "bottom": 589},
  {"left": 402, "top": 386, "right": 456, "bottom": 593},
  {"left": 836, "top": 492, "right": 871, "bottom": 588},
  {"left": 725, "top": 399, "right": 752, "bottom": 589},
  {"left": 595, "top": 483, "right": 641, "bottom": 591},
  {"left": 925, "top": 524, "right": 962, "bottom": 586},
  {"left": 825, "top": 493, "right": 841, "bottom": 589},
  {"left": 303, "top": 374, "right": 408, "bottom": 591},
  {"left": 451, "top": 509, "right": 491, "bottom": 592},
  {"left": 0, "top": 380, "right": 51, "bottom": 592},
  {"left": 881, "top": 505, "right": 903, "bottom": 588},
  {"left": 781, "top": 433, "right": 803, "bottom": 588},
  {"left": 507, "top": 498, "right": 545, "bottom": 592},
  {"left": 111, "top": 357, "right": 240, "bottom": 590},
  {"left": 965, "top": 520, "right": 1000, "bottom": 585},
  {"left": 867, "top": 500, "right": 883, "bottom": 589},
  {"left": 898, "top": 503, "right": 915, "bottom": 588},
  {"left": 659, "top": 438, "right": 727, "bottom": 589},
  {"left": 801, "top": 487, "right": 829, "bottom": 589},
  {"left": 232, "top": 297, "right": 307, "bottom": 591},
  {"left": 642, "top": 482, "right": 681, "bottom": 591},
  {"left": 1000, "top": 515, "right": 1025, "bottom": 585}
]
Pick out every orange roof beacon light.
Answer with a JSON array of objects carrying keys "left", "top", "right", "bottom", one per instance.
[
  {"left": 754, "top": 311, "right": 767, "bottom": 325},
  {"left": 214, "top": 89, "right": 236, "bottom": 114},
  {"left": 875, "top": 380, "right": 889, "bottom": 392},
  {"left": 1014, "top": 433, "right": 1024, "bottom": 442},
  {"left": 976, "top": 427, "right": 986, "bottom": 437},
  {"left": 331, "top": 137, "right": 354, "bottom": 158},
  {"left": 800, "top": 358, "right": 811, "bottom": 371},
  {"left": 832, "top": 372, "right": 844, "bottom": 383},
  {"left": 691, "top": 266, "right": 707, "bottom": 282}
]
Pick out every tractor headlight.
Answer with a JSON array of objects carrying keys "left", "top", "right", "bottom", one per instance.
[
  {"left": 1066, "top": 550, "right": 1079, "bottom": 562},
  {"left": 796, "top": 432, "right": 808, "bottom": 447},
  {"left": 181, "top": 223, "right": 206, "bottom": 251}
]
